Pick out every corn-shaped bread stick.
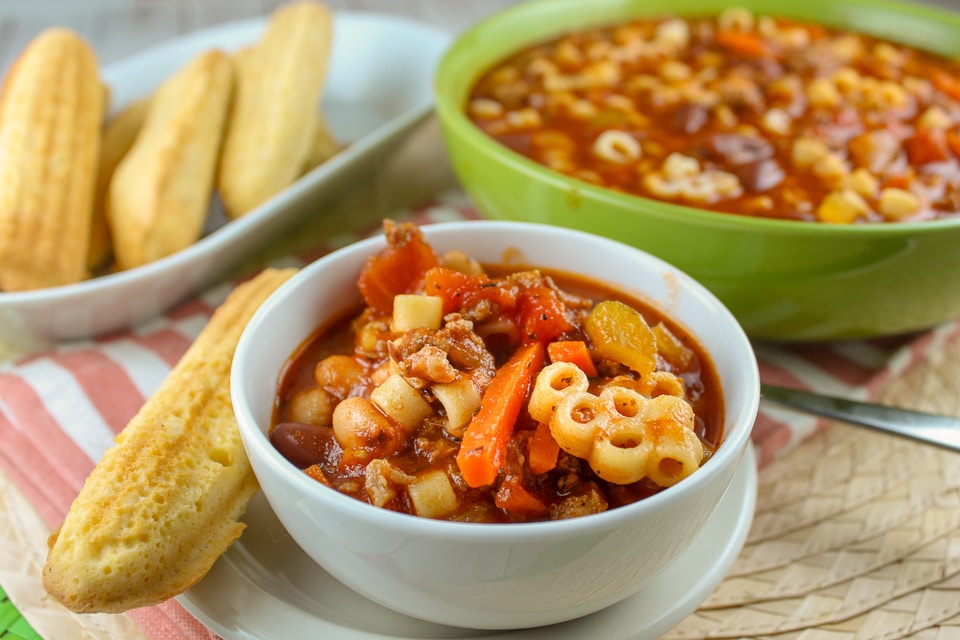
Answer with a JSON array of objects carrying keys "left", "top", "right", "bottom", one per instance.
[
  {"left": 217, "top": 1, "right": 333, "bottom": 218},
  {"left": 108, "top": 50, "right": 232, "bottom": 270},
  {"left": 0, "top": 29, "right": 104, "bottom": 291},
  {"left": 43, "top": 267, "right": 297, "bottom": 613}
]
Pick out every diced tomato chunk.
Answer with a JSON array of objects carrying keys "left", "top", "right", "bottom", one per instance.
[
  {"left": 357, "top": 221, "right": 440, "bottom": 314},
  {"left": 422, "top": 267, "right": 522, "bottom": 315},
  {"left": 905, "top": 129, "right": 950, "bottom": 166},
  {"left": 518, "top": 286, "right": 574, "bottom": 344}
]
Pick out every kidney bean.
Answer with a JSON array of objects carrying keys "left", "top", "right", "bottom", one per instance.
[
  {"left": 270, "top": 421, "right": 339, "bottom": 469},
  {"left": 672, "top": 103, "right": 708, "bottom": 134},
  {"left": 702, "top": 133, "right": 773, "bottom": 166},
  {"left": 734, "top": 158, "right": 786, "bottom": 192}
]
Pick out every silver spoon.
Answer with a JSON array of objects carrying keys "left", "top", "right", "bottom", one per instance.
[{"left": 760, "top": 383, "right": 960, "bottom": 454}]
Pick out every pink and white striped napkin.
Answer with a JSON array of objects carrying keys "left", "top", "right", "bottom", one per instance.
[{"left": 2, "top": 199, "right": 958, "bottom": 640}]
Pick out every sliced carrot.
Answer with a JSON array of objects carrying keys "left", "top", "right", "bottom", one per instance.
[
  {"left": 547, "top": 340, "right": 598, "bottom": 377},
  {"left": 528, "top": 420, "right": 561, "bottom": 475},
  {"left": 946, "top": 130, "right": 960, "bottom": 160},
  {"left": 303, "top": 464, "right": 331, "bottom": 486},
  {"left": 884, "top": 174, "right": 912, "bottom": 190},
  {"left": 932, "top": 70, "right": 960, "bottom": 103},
  {"left": 714, "top": 29, "right": 773, "bottom": 58},
  {"left": 456, "top": 342, "right": 546, "bottom": 487},
  {"left": 495, "top": 478, "right": 547, "bottom": 518}
]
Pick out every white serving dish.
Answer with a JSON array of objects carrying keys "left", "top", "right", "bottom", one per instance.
[{"left": 0, "top": 12, "right": 451, "bottom": 347}]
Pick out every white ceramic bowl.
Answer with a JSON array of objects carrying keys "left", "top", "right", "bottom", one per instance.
[{"left": 231, "top": 221, "right": 760, "bottom": 630}]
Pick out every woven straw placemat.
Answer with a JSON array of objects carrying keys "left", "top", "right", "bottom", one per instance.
[{"left": 664, "top": 335, "right": 960, "bottom": 640}]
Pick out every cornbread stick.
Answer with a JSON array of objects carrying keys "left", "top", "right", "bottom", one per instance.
[
  {"left": 108, "top": 50, "right": 233, "bottom": 270},
  {"left": 43, "top": 267, "right": 297, "bottom": 614},
  {"left": 0, "top": 28, "right": 104, "bottom": 291},
  {"left": 218, "top": 1, "right": 333, "bottom": 218},
  {"left": 88, "top": 98, "right": 149, "bottom": 272},
  {"left": 302, "top": 109, "right": 342, "bottom": 173}
]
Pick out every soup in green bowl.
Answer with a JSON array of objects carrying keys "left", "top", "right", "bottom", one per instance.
[{"left": 435, "top": 0, "right": 960, "bottom": 341}]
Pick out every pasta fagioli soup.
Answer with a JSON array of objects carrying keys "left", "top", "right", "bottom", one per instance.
[
  {"left": 270, "top": 221, "right": 723, "bottom": 523},
  {"left": 466, "top": 7, "right": 960, "bottom": 223}
]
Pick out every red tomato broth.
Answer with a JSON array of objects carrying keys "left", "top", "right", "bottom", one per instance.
[
  {"left": 466, "top": 8, "right": 960, "bottom": 223},
  {"left": 270, "top": 221, "right": 724, "bottom": 523}
]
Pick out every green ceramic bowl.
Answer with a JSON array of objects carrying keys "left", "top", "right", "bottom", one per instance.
[{"left": 435, "top": 0, "right": 960, "bottom": 341}]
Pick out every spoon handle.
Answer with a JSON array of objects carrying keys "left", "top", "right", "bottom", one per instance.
[{"left": 760, "top": 383, "right": 960, "bottom": 454}]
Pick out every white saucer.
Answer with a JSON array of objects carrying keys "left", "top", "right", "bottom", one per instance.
[{"left": 178, "top": 446, "right": 757, "bottom": 640}]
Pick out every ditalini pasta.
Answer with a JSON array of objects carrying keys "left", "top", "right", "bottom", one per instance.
[{"left": 270, "top": 221, "right": 724, "bottom": 523}]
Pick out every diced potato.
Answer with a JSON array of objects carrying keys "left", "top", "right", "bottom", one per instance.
[
  {"left": 846, "top": 168, "right": 879, "bottom": 199},
  {"left": 655, "top": 19, "right": 690, "bottom": 49},
  {"left": 813, "top": 153, "right": 850, "bottom": 185},
  {"left": 761, "top": 108, "right": 791, "bottom": 136},
  {"left": 807, "top": 77, "right": 841, "bottom": 108},
  {"left": 918, "top": 106, "right": 951, "bottom": 130},
  {"left": 878, "top": 188, "right": 920, "bottom": 220},
  {"left": 392, "top": 294, "right": 443, "bottom": 332},
  {"left": 816, "top": 189, "right": 869, "bottom": 224},
  {"left": 792, "top": 137, "right": 829, "bottom": 168},
  {"left": 831, "top": 67, "right": 862, "bottom": 93}
]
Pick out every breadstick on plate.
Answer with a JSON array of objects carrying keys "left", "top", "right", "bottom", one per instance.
[
  {"left": 108, "top": 49, "right": 233, "bottom": 270},
  {"left": 43, "top": 267, "right": 297, "bottom": 613},
  {"left": 88, "top": 98, "right": 150, "bottom": 272},
  {"left": 302, "top": 108, "right": 342, "bottom": 174},
  {"left": 218, "top": 1, "right": 334, "bottom": 218},
  {"left": 0, "top": 28, "right": 104, "bottom": 291}
]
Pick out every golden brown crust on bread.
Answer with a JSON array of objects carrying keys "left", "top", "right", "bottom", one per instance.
[
  {"left": 303, "top": 109, "right": 342, "bottom": 174},
  {"left": 0, "top": 28, "right": 104, "bottom": 291},
  {"left": 42, "top": 267, "right": 297, "bottom": 613},
  {"left": 108, "top": 50, "right": 233, "bottom": 270},
  {"left": 217, "top": 1, "right": 333, "bottom": 218},
  {"left": 87, "top": 97, "right": 149, "bottom": 272}
]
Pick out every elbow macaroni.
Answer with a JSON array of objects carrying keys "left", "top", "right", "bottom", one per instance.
[{"left": 530, "top": 362, "right": 703, "bottom": 486}]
